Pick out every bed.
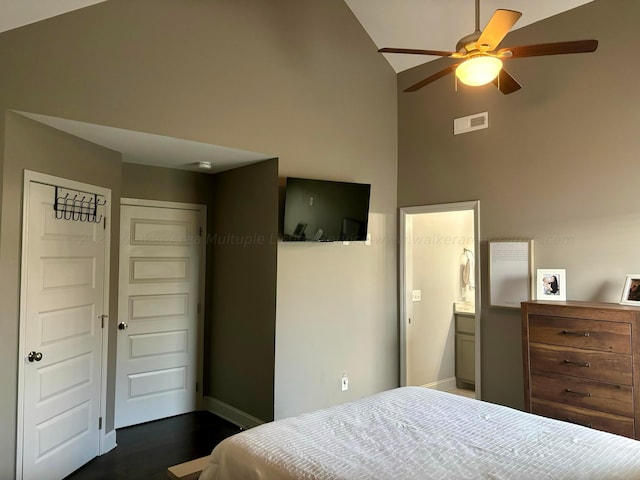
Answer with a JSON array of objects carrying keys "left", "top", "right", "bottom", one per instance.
[{"left": 199, "top": 386, "right": 640, "bottom": 479}]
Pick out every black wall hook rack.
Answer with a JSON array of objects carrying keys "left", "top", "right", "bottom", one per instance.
[{"left": 53, "top": 186, "right": 107, "bottom": 223}]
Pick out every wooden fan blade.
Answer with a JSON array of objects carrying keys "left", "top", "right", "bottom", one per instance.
[
  {"left": 404, "top": 64, "right": 459, "bottom": 92},
  {"left": 498, "top": 39, "right": 598, "bottom": 58},
  {"left": 492, "top": 68, "right": 521, "bottom": 95},
  {"left": 477, "top": 9, "right": 522, "bottom": 51},
  {"left": 379, "top": 47, "right": 456, "bottom": 57}
]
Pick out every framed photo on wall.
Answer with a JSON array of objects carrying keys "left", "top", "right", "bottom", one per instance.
[
  {"left": 536, "top": 269, "right": 566, "bottom": 301},
  {"left": 620, "top": 274, "right": 640, "bottom": 305}
]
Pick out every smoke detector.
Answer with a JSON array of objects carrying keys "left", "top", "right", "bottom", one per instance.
[{"left": 196, "top": 161, "right": 212, "bottom": 170}]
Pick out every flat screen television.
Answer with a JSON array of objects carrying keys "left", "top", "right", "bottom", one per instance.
[{"left": 282, "top": 177, "right": 371, "bottom": 242}]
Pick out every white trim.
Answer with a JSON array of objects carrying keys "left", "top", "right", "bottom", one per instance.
[
  {"left": 400, "top": 201, "right": 478, "bottom": 216},
  {"left": 18, "top": 170, "right": 111, "bottom": 479},
  {"left": 101, "top": 430, "right": 117, "bottom": 455},
  {"left": 204, "top": 397, "right": 265, "bottom": 430},
  {"left": 120, "top": 197, "right": 204, "bottom": 211},
  {"left": 422, "top": 377, "right": 457, "bottom": 392},
  {"left": 399, "top": 201, "right": 482, "bottom": 400},
  {"left": 99, "top": 188, "right": 112, "bottom": 456},
  {"left": 16, "top": 175, "right": 30, "bottom": 480},
  {"left": 399, "top": 211, "right": 409, "bottom": 387},
  {"left": 473, "top": 202, "right": 482, "bottom": 400},
  {"left": 196, "top": 207, "right": 207, "bottom": 410}
]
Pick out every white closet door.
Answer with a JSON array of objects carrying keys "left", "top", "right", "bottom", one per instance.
[
  {"left": 115, "top": 203, "right": 203, "bottom": 428},
  {"left": 21, "top": 181, "right": 107, "bottom": 480}
]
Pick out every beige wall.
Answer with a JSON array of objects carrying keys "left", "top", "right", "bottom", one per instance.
[
  {"left": 397, "top": 0, "right": 640, "bottom": 408},
  {"left": 0, "top": 0, "right": 397, "bottom": 472},
  {"left": 209, "top": 159, "right": 278, "bottom": 422},
  {"left": 121, "top": 163, "right": 211, "bottom": 205}
]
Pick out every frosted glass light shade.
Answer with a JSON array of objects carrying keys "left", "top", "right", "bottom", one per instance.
[{"left": 455, "top": 56, "right": 503, "bottom": 86}]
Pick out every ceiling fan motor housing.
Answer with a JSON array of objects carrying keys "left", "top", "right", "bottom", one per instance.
[{"left": 456, "top": 31, "right": 482, "bottom": 54}]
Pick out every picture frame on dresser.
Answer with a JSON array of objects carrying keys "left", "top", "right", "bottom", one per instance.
[
  {"left": 620, "top": 274, "right": 640, "bottom": 305},
  {"left": 535, "top": 268, "right": 566, "bottom": 301}
]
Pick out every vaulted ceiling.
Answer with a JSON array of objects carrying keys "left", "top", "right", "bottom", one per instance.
[
  {"left": 344, "top": 0, "right": 595, "bottom": 72},
  {"left": 1, "top": 0, "right": 595, "bottom": 171},
  {"left": 2, "top": 0, "right": 594, "bottom": 73},
  {"left": 1, "top": 0, "right": 594, "bottom": 73}
]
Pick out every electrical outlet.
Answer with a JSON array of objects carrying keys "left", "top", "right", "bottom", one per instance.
[{"left": 341, "top": 374, "right": 349, "bottom": 391}]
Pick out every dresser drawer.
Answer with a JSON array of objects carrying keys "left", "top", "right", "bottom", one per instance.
[
  {"left": 529, "top": 315, "right": 631, "bottom": 354},
  {"left": 530, "top": 371, "right": 633, "bottom": 417},
  {"left": 530, "top": 344, "right": 632, "bottom": 385},
  {"left": 531, "top": 398, "right": 635, "bottom": 438}
]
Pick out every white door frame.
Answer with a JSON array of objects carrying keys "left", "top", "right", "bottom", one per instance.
[
  {"left": 118, "top": 197, "right": 207, "bottom": 419},
  {"left": 399, "top": 201, "right": 481, "bottom": 398},
  {"left": 16, "top": 170, "right": 112, "bottom": 480}
]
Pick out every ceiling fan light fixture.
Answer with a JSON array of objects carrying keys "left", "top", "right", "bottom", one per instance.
[{"left": 455, "top": 56, "right": 503, "bottom": 86}]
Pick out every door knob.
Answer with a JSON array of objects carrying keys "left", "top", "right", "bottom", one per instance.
[
  {"left": 118, "top": 322, "right": 128, "bottom": 330},
  {"left": 28, "top": 351, "right": 43, "bottom": 362}
]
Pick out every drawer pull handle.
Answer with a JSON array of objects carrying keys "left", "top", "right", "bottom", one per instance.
[
  {"left": 563, "top": 359, "right": 590, "bottom": 367},
  {"left": 565, "top": 388, "right": 591, "bottom": 397},
  {"left": 565, "top": 417, "right": 593, "bottom": 428},
  {"left": 562, "top": 330, "right": 590, "bottom": 337}
]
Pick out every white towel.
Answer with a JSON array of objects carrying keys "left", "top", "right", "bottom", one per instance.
[{"left": 460, "top": 250, "right": 475, "bottom": 299}]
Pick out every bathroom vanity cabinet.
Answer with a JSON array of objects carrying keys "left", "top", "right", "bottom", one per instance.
[{"left": 455, "top": 311, "right": 475, "bottom": 389}]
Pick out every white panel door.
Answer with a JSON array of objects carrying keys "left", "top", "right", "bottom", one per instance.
[
  {"left": 115, "top": 203, "right": 203, "bottom": 428},
  {"left": 20, "top": 181, "right": 107, "bottom": 480}
]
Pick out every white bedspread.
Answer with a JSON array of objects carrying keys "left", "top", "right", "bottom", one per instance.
[{"left": 199, "top": 386, "right": 640, "bottom": 480}]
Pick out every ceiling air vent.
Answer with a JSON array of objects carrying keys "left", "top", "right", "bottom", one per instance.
[{"left": 454, "top": 111, "right": 488, "bottom": 135}]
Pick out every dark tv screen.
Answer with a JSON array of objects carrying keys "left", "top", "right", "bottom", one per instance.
[{"left": 282, "top": 177, "right": 371, "bottom": 242}]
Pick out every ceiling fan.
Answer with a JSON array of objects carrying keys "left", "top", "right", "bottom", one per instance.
[{"left": 378, "top": 0, "right": 598, "bottom": 94}]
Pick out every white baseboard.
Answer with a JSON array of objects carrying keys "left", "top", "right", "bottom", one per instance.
[
  {"left": 204, "top": 396, "right": 264, "bottom": 430},
  {"left": 100, "top": 429, "right": 117, "bottom": 455},
  {"left": 422, "top": 377, "right": 457, "bottom": 392}
]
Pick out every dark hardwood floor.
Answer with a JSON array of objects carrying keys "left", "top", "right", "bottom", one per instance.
[{"left": 64, "top": 411, "right": 241, "bottom": 480}]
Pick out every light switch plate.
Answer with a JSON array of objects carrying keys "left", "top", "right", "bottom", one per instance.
[{"left": 341, "top": 374, "right": 349, "bottom": 391}]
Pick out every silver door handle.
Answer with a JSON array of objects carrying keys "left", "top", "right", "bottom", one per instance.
[
  {"left": 28, "top": 351, "right": 43, "bottom": 362},
  {"left": 118, "top": 322, "right": 128, "bottom": 330}
]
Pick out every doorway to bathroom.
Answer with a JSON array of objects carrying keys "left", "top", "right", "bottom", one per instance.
[{"left": 399, "top": 201, "right": 481, "bottom": 399}]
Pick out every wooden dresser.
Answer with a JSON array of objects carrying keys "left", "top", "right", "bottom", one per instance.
[{"left": 521, "top": 300, "right": 640, "bottom": 439}]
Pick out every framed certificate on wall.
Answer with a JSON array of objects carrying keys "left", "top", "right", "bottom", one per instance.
[{"left": 488, "top": 240, "right": 533, "bottom": 308}]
